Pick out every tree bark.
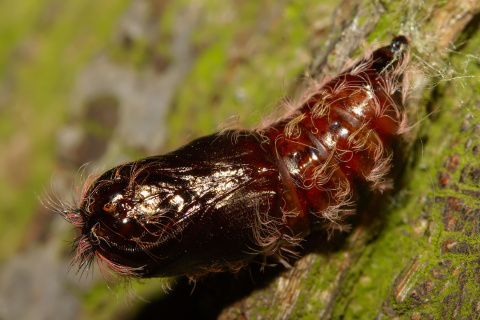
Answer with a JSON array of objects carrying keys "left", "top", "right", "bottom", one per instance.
[
  {"left": 112, "top": 0, "right": 480, "bottom": 319},
  {"left": 213, "top": 0, "right": 480, "bottom": 319},
  {"left": 29, "top": 0, "right": 480, "bottom": 319}
]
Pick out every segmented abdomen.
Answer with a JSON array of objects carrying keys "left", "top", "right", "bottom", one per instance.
[
  {"left": 55, "top": 36, "right": 409, "bottom": 278},
  {"left": 265, "top": 62, "right": 407, "bottom": 238}
]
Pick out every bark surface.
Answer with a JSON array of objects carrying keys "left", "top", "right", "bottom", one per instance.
[{"left": 2, "top": 1, "right": 480, "bottom": 320}]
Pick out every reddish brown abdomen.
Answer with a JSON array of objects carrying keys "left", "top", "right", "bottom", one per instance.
[{"left": 264, "top": 70, "right": 404, "bottom": 237}]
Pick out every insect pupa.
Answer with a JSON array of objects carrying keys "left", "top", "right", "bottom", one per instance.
[{"left": 52, "top": 36, "right": 410, "bottom": 279}]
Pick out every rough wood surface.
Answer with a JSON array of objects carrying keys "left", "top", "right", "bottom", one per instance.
[
  {"left": 1, "top": 0, "right": 479, "bottom": 319},
  {"left": 214, "top": 0, "right": 480, "bottom": 319}
]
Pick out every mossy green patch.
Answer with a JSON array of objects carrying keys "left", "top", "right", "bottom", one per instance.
[{"left": 0, "top": 0, "right": 130, "bottom": 257}]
